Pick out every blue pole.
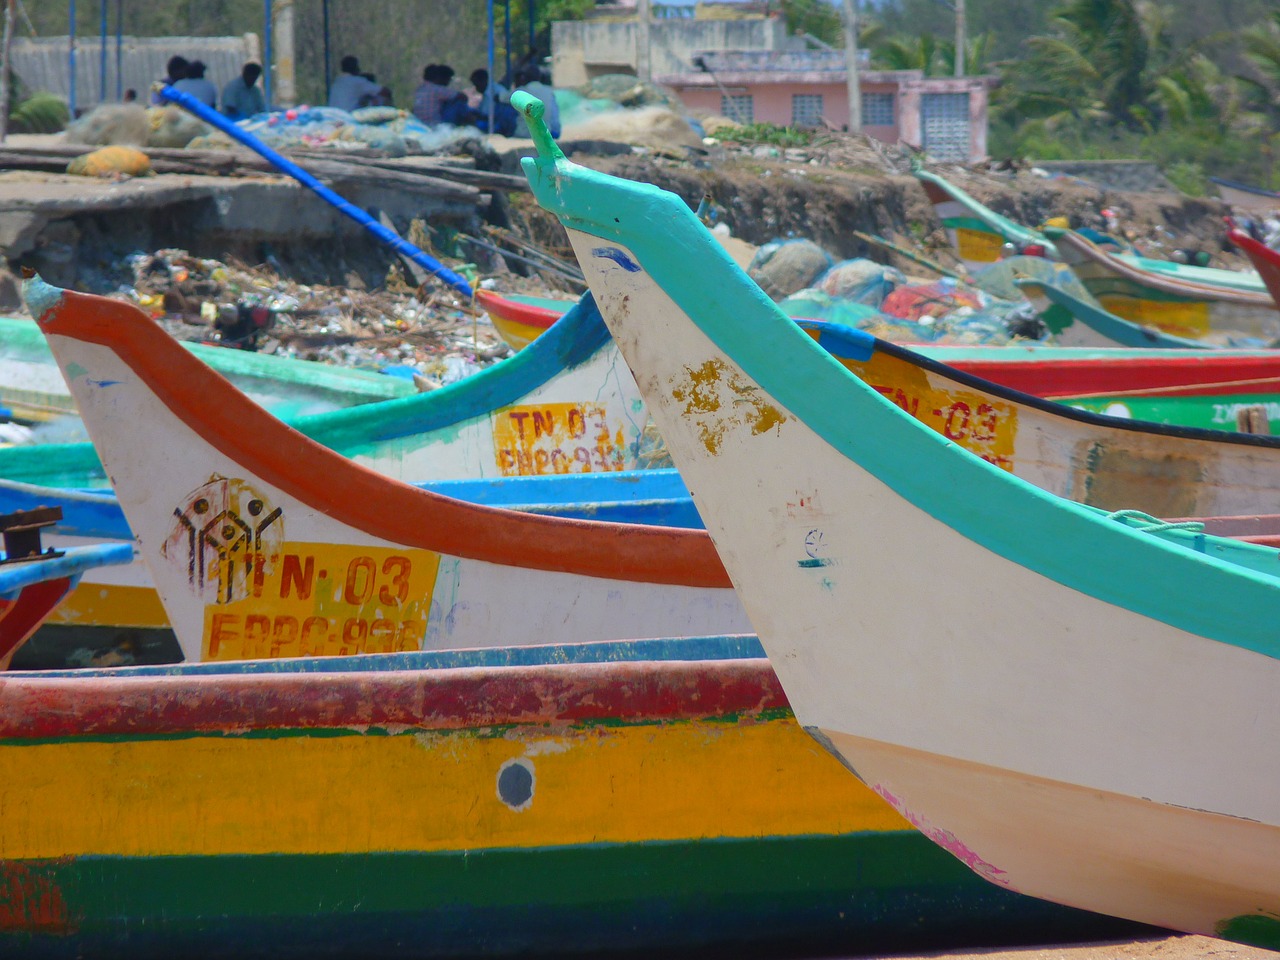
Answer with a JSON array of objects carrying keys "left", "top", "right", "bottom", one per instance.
[
  {"left": 322, "top": 0, "right": 331, "bottom": 102},
  {"left": 528, "top": 0, "right": 535, "bottom": 58},
  {"left": 68, "top": 0, "right": 77, "bottom": 118},
  {"left": 503, "top": 0, "right": 511, "bottom": 85},
  {"left": 157, "top": 85, "right": 474, "bottom": 297},
  {"left": 262, "top": 0, "right": 272, "bottom": 110},
  {"left": 486, "top": 0, "right": 495, "bottom": 133},
  {"left": 99, "top": 0, "right": 107, "bottom": 105},
  {"left": 114, "top": 0, "right": 122, "bottom": 100}
]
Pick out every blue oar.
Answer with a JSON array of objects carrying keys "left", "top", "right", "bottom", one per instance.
[{"left": 154, "top": 84, "right": 474, "bottom": 298}]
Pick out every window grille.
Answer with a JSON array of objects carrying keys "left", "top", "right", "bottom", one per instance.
[
  {"left": 721, "top": 94, "right": 754, "bottom": 124},
  {"left": 861, "top": 91, "right": 895, "bottom": 126},
  {"left": 791, "top": 93, "right": 824, "bottom": 127}
]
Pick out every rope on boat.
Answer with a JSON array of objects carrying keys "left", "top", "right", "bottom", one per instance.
[
  {"left": 1104, "top": 509, "right": 1205, "bottom": 535},
  {"left": 154, "top": 84, "right": 475, "bottom": 299}
]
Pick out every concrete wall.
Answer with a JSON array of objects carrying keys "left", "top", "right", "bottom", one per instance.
[
  {"left": 552, "top": 17, "right": 787, "bottom": 87},
  {"left": 669, "top": 72, "right": 992, "bottom": 161},
  {"left": 12, "top": 35, "right": 261, "bottom": 113}
]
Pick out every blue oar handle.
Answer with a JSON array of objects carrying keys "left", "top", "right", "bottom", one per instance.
[{"left": 154, "top": 84, "right": 474, "bottom": 298}]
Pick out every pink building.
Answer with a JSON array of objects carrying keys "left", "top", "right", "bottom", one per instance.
[{"left": 657, "top": 50, "right": 996, "bottom": 162}]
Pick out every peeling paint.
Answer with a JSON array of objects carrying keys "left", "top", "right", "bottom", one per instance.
[
  {"left": 0, "top": 859, "right": 75, "bottom": 933},
  {"left": 669, "top": 358, "right": 789, "bottom": 455}
]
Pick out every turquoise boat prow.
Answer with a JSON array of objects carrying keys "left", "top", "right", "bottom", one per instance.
[
  {"left": 516, "top": 90, "right": 1280, "bottom": 949},
  {"left": 1016, "top": 278, "right": 1214, "bottom": 349}
]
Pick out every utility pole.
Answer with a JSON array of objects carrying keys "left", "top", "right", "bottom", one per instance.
[
  {"left": 273, "top": 0, "right": 296, "bottom": 106},
  {"left": 954, "top": 0, "right": 966, "bottom": 76},
  {"left": 0, "top": 0, "right": 14, "bottom": 143},
  {"left": 636, "top": 0, "right": 652, "bottom": 83},
  {"left": 841, "top": 0, "right": 860, "bottom": 131}
]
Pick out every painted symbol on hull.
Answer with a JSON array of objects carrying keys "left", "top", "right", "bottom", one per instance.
[
  {"left": 799, "top": 528, "right": 834, "bottom": 568},
  {"left": 497, "top": 758, "right": 535, "bottom": 811},
  {"left": 164, "top": 477, "right": 283, "bottom": 603},
  {"left": 591, "top": 247, "right": 642, "bottom": 272}
]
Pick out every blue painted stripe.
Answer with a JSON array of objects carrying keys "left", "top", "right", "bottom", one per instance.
[
  {"left": 21, "top": 634, "right": 767, "bottom": 678},
  {"left": 0, "top": 543, "right": 132, "bottom": 596},
  {"left": 0, "top": 471, "right": 701, "bottom": 540},
  {"left": 523, "top": 147, "right": 1280, "bottom": 661}
]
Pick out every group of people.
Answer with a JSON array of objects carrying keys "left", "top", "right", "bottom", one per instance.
[
  {"left": 331, "top": 54, "right": 559, "bottom": 137},
  {"left": 156, "top": 49, "right": 558, "bottom": 136},
  {"left": 157, "top": 55, "right": 267, "bottom": 120}
]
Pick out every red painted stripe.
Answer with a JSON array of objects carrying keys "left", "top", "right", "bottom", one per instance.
[
  {"left": 482, "top": 293, "right": 1280, "bottom": 397},
  {"left": 39, "top": 290, "right": 731, "bottom": 589},
  {"left": 0, "top": 578, "right": 71, "bottom": 669},
  {"left": 0, "top": 658, "right": 787, "bottom": 738},
  {"left": 1226, "top": 227, "right": 1280, "bottom": 312},
  {"left": 475, "top": 289, "right": 557, "bottom": 332}
]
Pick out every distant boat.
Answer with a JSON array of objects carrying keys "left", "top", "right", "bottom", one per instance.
[
  {"left": 1015, "top": 277, "right": 1214, "bottom": 349},
  {"left": 1212, "top": 176, "right": 1280, "bottom": 215},
  {"left": 517, "top": 93, "right": 1280, "bottom": 947},
  {"left": 915, "top": 167, "right": 1268, "bottom": 295},
  {"left": 1045, "top": 225, "right": 1280, "bottom": 342},
  {"left": 1225, "top": 221, "right": 1280, "bottom": 310},
  {"left": 0, "top": 314, "right": 413, "bottom": 423}
]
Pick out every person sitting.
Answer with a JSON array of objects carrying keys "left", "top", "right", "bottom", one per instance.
[
  {"left": 360, "top": 72, "right": 394, "bottom": 107},
  {"left": 468, "top": 67, "right": 518, "bottom": 136},
  {"left": 412, "top": 64, "right": 472, "bottom": 126},
  {"left": 329, "top": 55, "right": 389, "bottom": 113},
  {"left": 221, "top": 62, "right": 266, "bottom": 119},
  {"left": 152, "top": 55, "right": 188, "bottom": 104},
  {"left": 509, "top": 65, "right": 560, "bottom": 138},
  {"left": 173, "top": 59, "right": 218, "bottom": 109}
]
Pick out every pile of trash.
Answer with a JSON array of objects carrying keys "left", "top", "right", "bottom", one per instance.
[
  {"left": 748, "top": 239, "right": 1032, "bottom": 344},
  {"left": 113, "top": 247, "right": 510, "bottom": 383},
  {"left": 190, "top": 105, "right": 481, "bottom": 157}
]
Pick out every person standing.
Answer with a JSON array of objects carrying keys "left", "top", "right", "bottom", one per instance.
[
  {"left": 329, "top": 55, "right": 388, "bottom": 112},
  {"left": 221, "top": 62, "right": 266, "bottom": 119},
  {"left": 173, "top": 60, "right": 217, "bottom": 109}
]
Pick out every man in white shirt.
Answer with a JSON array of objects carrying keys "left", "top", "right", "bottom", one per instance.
[
  {"left": 509, "top": 66, "right": 560, "bottom": 138},
  {"left": 221, "top": 62, "right": 266, "bottom": 119},
  {"left": 329, "top": 56, "right": 388, "bottom": 113}
]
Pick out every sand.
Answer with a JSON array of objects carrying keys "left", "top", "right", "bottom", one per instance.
[{"left": 866, "top": 934, "right": 1276, "bottom": 960}]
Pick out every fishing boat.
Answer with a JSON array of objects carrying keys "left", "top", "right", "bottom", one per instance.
[
  {"left": 25, "top": 272, "right": 1280, "bottom": 668},
  {"left": 23, "top": 277, "right": 753, "bottom": 663},
  {"left": 1015, "top": 277, "right": 1212, "bottom": 349},
  {"left": 1212, "top": 176, "right": 1280, "bottom": 215},
  {"left": 1225, "top": 222, "right": 1280, "bottom": 310},
  {"left": 0, "top": 314, "right": 413, "bottom": 424},
  {"left": 0, "top": 506, "right": 131, "bottom": 668},
  {"left": 915, "top": 167, "right": 1270, "bottom": 295},
  {"left": 0, "top": 636, "right": 1136, "bottom": 958},
  {"left": 1045, "top": 226, "right": 1279, "bottom": 341},
  {"left": 0, "top": 293, "right": 655, "bottom": 490},
  {"left": 474, "top": 288, "right": 575, "bottom": 351},
  {"left": 518, "top": 93, "right": 1280, "bottom": 947}
]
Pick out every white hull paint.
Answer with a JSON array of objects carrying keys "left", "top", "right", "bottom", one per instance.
[
  {"left": 42, "top": 329, "right": 748, "bottom": 662},
  {"left": 567, "top": 228, "right": 1280, "bottom": 935}
]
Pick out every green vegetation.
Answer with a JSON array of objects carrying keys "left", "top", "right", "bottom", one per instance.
[
  {"left": 870, "top": 0, "right": 1280, "bottom": 188},
  {"left": 719, "top": 123, "right": 819, "bottom": 148}
]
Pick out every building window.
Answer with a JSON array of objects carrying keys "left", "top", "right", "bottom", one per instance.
[
  {"left": 921, "top": 92, "right": 971, "bottom": 161},
  {"left": 721, "top": 94, "right": 754, "bottom": 124},
  {"left": 792, "top": 93, "right": 824, "bottom": 127},
  {"left": 862, "top": 92, "right": 895, "bottom": 126}
]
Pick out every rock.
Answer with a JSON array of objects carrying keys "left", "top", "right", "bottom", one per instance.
[{"left": 748, "top": 239, "right": 835, "bottom": 300}]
